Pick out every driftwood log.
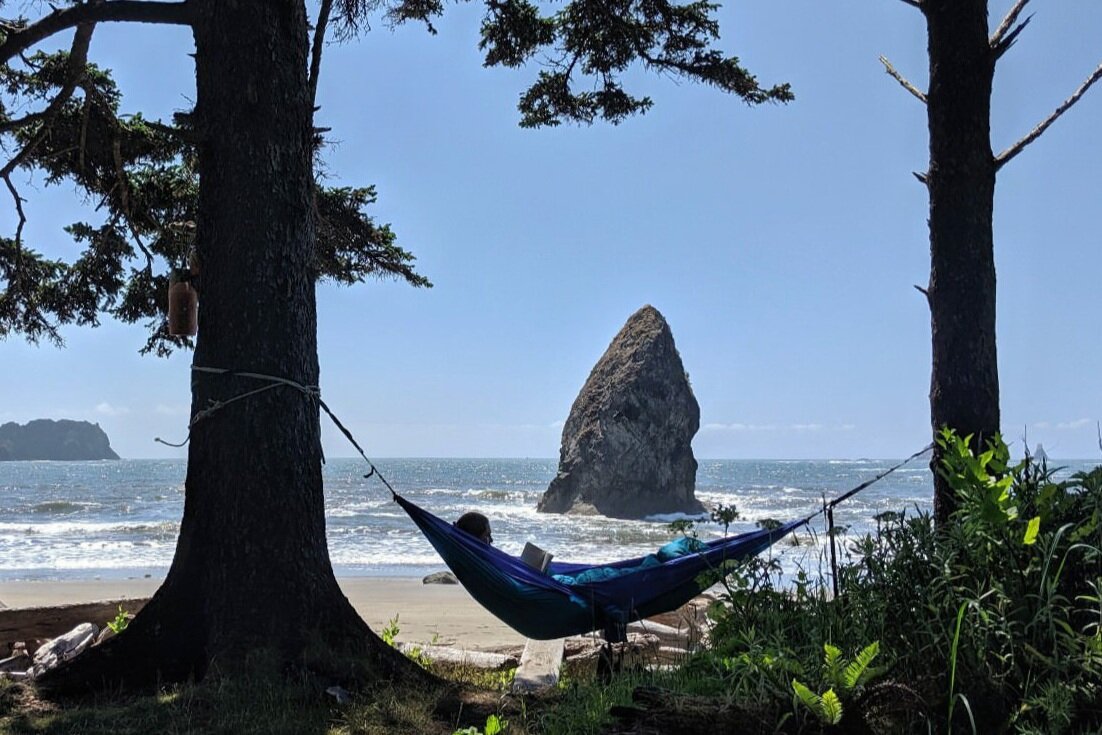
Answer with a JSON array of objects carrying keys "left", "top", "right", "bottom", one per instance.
[
  {"left": 30, "top": 623, "right": 98, "bottom": 678},
  {"left": 396, "top": 642, "right": 518, "bottom": 670},
  {"left": 0, "top": 598, "right": 149, "bottom": 654}
]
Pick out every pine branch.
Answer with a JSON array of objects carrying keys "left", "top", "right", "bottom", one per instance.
[
  {"left": 879, "top": 56, "right": 926, "bottom": 104},
  {"left": 990, "top": 0, "right": 1030, "bottom": 49},
  {"left": 995, "top": 62, "right": 1102, "bottom": 170},
  {"left": 3, "top": 171, "right": 27, "bottom": 251},
  {"left": 309, "top": 0, "right": 334, "bottom": 110},
  {"left": 79, "top": 79, "right": 157, "bottom": 271},
  {"left": 0, "top": 1, "right": 191, "bottom": 64},
  {"left": 993, "top": 15, "right": 1032, "bottom": 61},
  {"left": 1, "top": 24, "right": 94, "bottom": 177},
  {"left": 141, "top": 118, "right": 196, "bottom": 143}
]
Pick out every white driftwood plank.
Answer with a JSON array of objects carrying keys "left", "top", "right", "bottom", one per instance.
[
  {"left": 396, "top": 642, "right": 518, "bottom": 670},
  {"left": 511, "top": 638, "right": 565, "bottom": 693}
]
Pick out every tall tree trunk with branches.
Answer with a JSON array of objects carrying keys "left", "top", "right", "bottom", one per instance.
[
  {"left": 39, "top": 0, "right": 423, "bottom": 691},
  {"left": 924, "top": 0, "right": 1000, "bottom": 524},
  {"left": 883, "top": 0, "right": 1100, "bottom": 524}
]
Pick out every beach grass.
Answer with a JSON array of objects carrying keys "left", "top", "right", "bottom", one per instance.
[{"left": 0, "top": 674, "right": 514, "bottom": 735}]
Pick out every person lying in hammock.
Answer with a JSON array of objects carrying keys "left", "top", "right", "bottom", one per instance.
[
  {"left": 453, "top": 509, "right": 708, "bottom": 585},
  {"left": 454, "top": 511, "right": 493, "bottom": 545}
]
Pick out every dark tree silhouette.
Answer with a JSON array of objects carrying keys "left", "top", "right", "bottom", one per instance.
[
  {"left": 0, "top": 0, "right": 790, "bottom": 690},
  {"left": 882, "top": 0, "right": 1100, "bottom": 523}
]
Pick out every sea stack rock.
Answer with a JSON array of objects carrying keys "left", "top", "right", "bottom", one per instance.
[
  {"left": 0, "top": 420, "right": 120, "bottom": 461},
  {"left": 538, "top": 305, "right": 704, "bottom": 519}
]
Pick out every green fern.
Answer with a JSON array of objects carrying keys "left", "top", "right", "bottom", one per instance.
[
  {"left": 823, "top": 644, "right": 844, "bottom": 688},
  {"left": 820, "top": 689, "right": 843, "bottom": 725},
  {"left": 793, "top": 642, "right": 882, "bottom": 726},
  {"left": 792, "top": 680, "right": 843, "bottom": 725},
  {"left": 842, "top": 641, "right": 881, "bottom": 690},
  {"left": 793, "top": 679, "right": 825, "bottom": 716},
  {"left": 484, "top": 714, "right": 506, "bottom": 735},
  {"left": 452, "top": 714, "right": 507, "bottom": 735}
]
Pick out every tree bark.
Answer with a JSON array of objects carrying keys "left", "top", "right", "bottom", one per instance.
[
  {"left": 39, "top": 0, "right": 426, "bottom": 692},
  {"left": 924, "top": 0, "right": 1000, "bottom": 525}
]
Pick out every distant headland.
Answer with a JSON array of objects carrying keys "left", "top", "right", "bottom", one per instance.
[{"left": 0, "top": 420, "right": 120, "bottom": 461}]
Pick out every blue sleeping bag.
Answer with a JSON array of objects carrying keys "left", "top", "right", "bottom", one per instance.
[{"left": 551, "top": 536, "right": 708, "bottom": 585}]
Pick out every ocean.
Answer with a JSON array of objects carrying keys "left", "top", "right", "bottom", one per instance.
[{"left": 1, "top": 457, "right": 1096, "bottom": 582}]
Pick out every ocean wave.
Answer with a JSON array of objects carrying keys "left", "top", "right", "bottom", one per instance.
[
  {"left": 0, "top": 520, "right": 179, "bottom": 536},
  {"left": 462, "top": 488, "right": 528, "bottom": 502},
  {"left": 0, "top": 554, "right": 173, "bottom": 571},
  {"left": 27, "top": 500, "right": 103, "bottom": 514},
  {"left": 644, "top": 511, "right": 709, "bottom": 523}
]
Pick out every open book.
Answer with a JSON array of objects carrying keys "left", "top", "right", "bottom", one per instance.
[{"left": 520, "top": 542, "right": 553, "bottom": 573}]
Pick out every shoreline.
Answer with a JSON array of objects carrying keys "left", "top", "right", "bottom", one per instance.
[{"left": 0, "top": 577, "right": 528, "bottom": 651}]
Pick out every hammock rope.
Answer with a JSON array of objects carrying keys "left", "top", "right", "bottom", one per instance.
[{"left": 153, "top": 365, "right": 400, "bottom": 499}]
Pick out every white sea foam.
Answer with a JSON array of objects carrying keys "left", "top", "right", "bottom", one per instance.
[{"left": 13, "top": 456, "right": 1090, "bottom": 582}]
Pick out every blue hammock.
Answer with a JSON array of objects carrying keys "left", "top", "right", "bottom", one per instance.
[{"left": 395, "top": 494, "right": 810, "bottom": 640}]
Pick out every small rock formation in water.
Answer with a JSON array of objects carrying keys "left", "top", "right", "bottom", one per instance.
[
  {"left": 538, "top": 305, "right": 704, "bottom": 519},
  {"left": 0, "top": 419, "right": 120, "bottom": 461}
]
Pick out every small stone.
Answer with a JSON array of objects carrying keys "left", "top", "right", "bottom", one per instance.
[
  {"left": 325, "top": 685, "right": 352, "bottom": 705},
  {"left": 422, "top": 571, "right": 458, "bottom": 585}
]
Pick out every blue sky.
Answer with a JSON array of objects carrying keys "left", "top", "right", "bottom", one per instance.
[{"left": 2, "top": 1, "right": 1100, "bottom": 460}]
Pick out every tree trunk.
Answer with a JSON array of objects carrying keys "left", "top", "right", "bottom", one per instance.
[
  {"left": 39, "top": 0, "right": 426, "bottom": 692},
  {"left": 924, "top": 0, "right": 1000, "bottom": 525}
]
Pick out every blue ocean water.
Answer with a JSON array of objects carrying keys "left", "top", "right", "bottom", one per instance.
[{"left": 0, "top": 457, "right": 1096, "bottom": 582}]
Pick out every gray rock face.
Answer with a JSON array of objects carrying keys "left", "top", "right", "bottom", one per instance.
[
  {"left": 422, "top": 571, "right": 458, "bottom": 585},
  {"left": 0, "top": 420, "right": 119, "bottom": 461},
  {"left": 538, "top": 305, "right": 704, "bottom": 519}
]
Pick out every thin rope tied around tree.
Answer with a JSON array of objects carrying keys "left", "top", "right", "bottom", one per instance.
[{"left": 153, "top": 365, "right": 398, "bottom": 499}]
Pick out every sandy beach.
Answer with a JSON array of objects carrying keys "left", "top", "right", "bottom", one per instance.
[{"left": 0, "top": 577, "right": 528, "bottom": 651}]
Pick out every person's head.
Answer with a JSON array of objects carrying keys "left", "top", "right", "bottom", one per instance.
[{"left": 455, "top": 512, "right": 493, "bottom": 544}]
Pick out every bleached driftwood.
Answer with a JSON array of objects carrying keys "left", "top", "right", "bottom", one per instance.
[
  {"left": 30, "top": 622, "right": 98, "bottom": 678},
  {"left": 567, "top": 633, "right": 661, "bottom": 664},
  {"left": 511, "top": 638, "right": 565, "bottom": 693},
  {"left": 396, "top": 642, "right": 518, "bottom": 670}
]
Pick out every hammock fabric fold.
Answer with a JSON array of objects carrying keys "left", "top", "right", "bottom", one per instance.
[{"left": 395, "top": 494, "right": 810, "bottom": 641}]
